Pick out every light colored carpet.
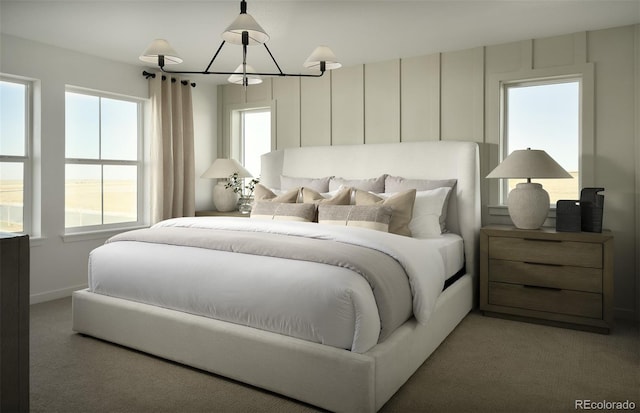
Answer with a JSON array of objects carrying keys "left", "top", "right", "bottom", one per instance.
[{"left": 30, "top": 298, "right": 639, "bottom": 412}]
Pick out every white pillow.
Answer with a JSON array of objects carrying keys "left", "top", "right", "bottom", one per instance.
[{"left": 410, "top": 187, "right": 452, "bottom": 238}]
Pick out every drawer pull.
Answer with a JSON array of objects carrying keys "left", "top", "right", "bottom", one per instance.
[
  {"left": 523, "top": 284, "right": 562, "bottom": 291},
  {"left": 523, "top": 261, "right": 564, "bottom": 267},
  {"left": 523, "top": 238, "right": 562, "bottom": 243}
]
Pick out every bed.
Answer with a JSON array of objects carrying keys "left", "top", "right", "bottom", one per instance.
[{"left": 72, "top": 140, "right": 481, "bottom": 413}]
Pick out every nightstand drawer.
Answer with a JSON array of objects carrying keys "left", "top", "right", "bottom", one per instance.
[
  {"left": 488, "top": 282, "right": 602, "bottom": 319},
  {"left": 489, "top": 259, "right": 602, "bottom": 293},
  {"left": 489, "top": 237, "right": 602, "bottom": 268}
]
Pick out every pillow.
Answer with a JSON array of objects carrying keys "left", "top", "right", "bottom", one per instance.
[
  {"left": 409, "top": 187, "right": 453, "bottom": 238},
  {"left": 250, "top": 202, "right": 316, "bottom": 222},
  {"left": 254, "top": 184, "right": 299, "bottom": 203},
  {"left": 318, "top": 205, "right": 392, "bottom": 232},
  {"left": 281, "top": 175, "right": 331, "bottom": 192},
  {"left": 355, "top": 189, "right": 416, "bottom": 237},
  {"left": 329, "top": 175, "right": 386, "bottom": 193},
  {"left": 384, "top": 176, "right": 457, "bottom": 192},
  {"left": 301, "top": 187, "right": 351, "bottom": 205},
  {"left": 384, "top": 176, "right": 457, "bottom": 232}
]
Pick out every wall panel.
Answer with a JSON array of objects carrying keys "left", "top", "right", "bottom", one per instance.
[
  {"left": 440, "top": 47, "right": 484, "bottom": 142},
  {"left": 400, "top": 54, "right": 440, "bottom": 142},
  {"left": 331, "top": 65, "right": 364, "bottom": 145},
  {"left": 246, "top": 79, "right": 272, "bottom": 103},
  {"left": 533, "top": 33, "right": 576, "bottom": 68},
  {"left": 364, "top": 59, "right": 400, "bottom": 144},
  {"left": 272, "top": 77, "right": 300, "bottom": 149},
  {"left": 587, "top": 25, "right": 637, "bottom": 319},
  {"left": 301, "top": 75, "right": 331, "bottom": 147}
]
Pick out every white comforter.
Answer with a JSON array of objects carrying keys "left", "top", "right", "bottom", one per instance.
[{"left": 88, "top": 217, "right": 446, "bottom": 353}]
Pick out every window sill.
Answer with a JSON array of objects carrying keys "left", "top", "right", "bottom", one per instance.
[{"left": 61, "top": 225, "right": 148, "bottom": 243}]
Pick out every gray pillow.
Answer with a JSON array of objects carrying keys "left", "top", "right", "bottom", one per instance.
[
  {"left": 384, "top": 175, "right": 457, "bottom": 193},
  {"left": 281, "top": 175, "right": 332, "bottom": 192},
  {"left": 329, "top": 175, "right": 386, "bottom": 193}
]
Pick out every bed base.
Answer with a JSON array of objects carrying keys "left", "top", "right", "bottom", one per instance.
[{"left": 72, "top": 274, "right": 472, "bottom": 413}]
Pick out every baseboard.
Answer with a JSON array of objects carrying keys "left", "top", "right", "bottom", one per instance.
[
  {"left": 30, "top": 284, "right": 87, "bottom": 305},
  {"left": 614, "top": 307, "right": 639, "bottom": 323}
]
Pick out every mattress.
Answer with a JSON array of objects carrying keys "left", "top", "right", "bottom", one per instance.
[
  {"left": 433, "top": 233, "right": 465, "bottom": 280},
  {"left": 88, "top": 217, "right": 461, "bottom": 353}
]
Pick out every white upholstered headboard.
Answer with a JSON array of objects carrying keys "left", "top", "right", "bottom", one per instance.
[{"left": 260, "top": 141, "right": 481, "bottom": 279}]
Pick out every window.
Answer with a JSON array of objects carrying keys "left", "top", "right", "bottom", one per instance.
[
  {"left": 0, "top": 78, "right": 31, "bottom": 233},
  {"left": 503, "top": 78, "right": 580, "bottom": 204},
  {"left": 231, "top": 107, "right": 271, "bottom": 177},
  {"left": 65, "top": 88, "right": 143, "bottom": 231}
]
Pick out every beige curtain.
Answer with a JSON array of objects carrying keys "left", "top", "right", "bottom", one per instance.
[{"left": 149, "top": 74, "right": 196, "bottom": 223}]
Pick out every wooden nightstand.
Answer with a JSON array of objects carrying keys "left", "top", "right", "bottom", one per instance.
[
  {"left": 480, "top": 225, "right": 613, "bottom": 333},
  {"left": 195, "top": 210, "right": 249, "bottom": 217}
]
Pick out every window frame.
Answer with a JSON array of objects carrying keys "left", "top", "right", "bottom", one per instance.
[
  {"left": 500, "top": 76, "right": 582, "bottom": 204},
  {"left": 488, "top": 63, "right": 595, "bottom": 210},
  {"left": 64, "top": 86, "right": 144, "bottom": 233},
  {"left": 226, "top": 101, "right": 274, "bottom": 173},
  {"left": 0, "top": 76, "right": 32, "bottom": 234}
]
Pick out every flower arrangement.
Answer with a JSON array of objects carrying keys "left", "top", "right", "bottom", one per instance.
[{"left": 225, "top": 172, "right": 260, "bottom": 198}]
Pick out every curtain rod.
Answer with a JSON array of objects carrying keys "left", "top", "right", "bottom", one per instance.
[{"left": 142, "top": 70, "right": 196, "bottom": 88}]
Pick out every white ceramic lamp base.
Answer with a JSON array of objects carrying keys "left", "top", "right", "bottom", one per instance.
[
  {"left": 507, "top": 182, "right": 550, "bottom": 229},
  {"left": 213, "top": 182, "right": 239, "bottom": 212}
]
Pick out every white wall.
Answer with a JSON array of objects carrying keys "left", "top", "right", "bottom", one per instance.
[
  {"left": 218, "top": 24, "right": 639, "bottom": 321},
  {"left": 0, "top": 34, "right": 218, "bottom": 303}
]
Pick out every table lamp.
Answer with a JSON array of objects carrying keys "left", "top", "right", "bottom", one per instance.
[
  {"left": 201, "top": 158, "right": 252, "bottom": 212},
  {"left": 486, "top": 148, "right": 572, "bottom": 229}
]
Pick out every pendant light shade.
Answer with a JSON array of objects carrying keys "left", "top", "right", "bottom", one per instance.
[
  {"left": 222, "top": 13, "right": 269, "bottom": 45},
  {"left": 228, "top": 64, "right": 263, "bottom": 85},
  {"left": 304, "top": 46, "right": 342, "bottom": 70},
  {"left": 139, "top": 39, "right": 183, "bottom": 65}
]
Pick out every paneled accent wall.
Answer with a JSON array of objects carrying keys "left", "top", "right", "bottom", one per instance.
[
  {"left": 400, "top": 54, "right": 440, "bottom": 142},
  {"left": 364, "top": 59, "right": 400, "bottom": 144},
  {"left": 218, "top": 24, "right": 639, "bottom": 321},
  {"left": 331, "top": 65, "right": 364, "bottom": 145},
  {"left": 301, "top": 75, "right": 331, "bottom": 147}
]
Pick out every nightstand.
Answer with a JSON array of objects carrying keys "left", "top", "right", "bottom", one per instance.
[
  {"left": 480, "top": 225, "right": 613, "bottom": 333},
  {"left": 195, "top": 210, "right": 249, "bottom": 217}
]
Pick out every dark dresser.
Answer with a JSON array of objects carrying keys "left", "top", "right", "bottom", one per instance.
[{"left": 0, "top": 233, "right": 29, "bottom": 412}]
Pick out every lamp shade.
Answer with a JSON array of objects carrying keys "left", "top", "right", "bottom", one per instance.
[
  {"left": 201, "top": 158, "right": 252, "bottom": 179},
  {"left": 486, "top": 148, "right": 572, "bottom": 230},
  {"left": 222, "top": 13, "right": 269, "bottom": 45},
  {"left": 139, "top": 39, "right": 183, "bottom": 65},
  {"left": 303, "top": 46, "right": 342, "bottom": 70},
  {"left": 486, "top": 148, "right": 572, "bottom": 180},
  {"left": 227, "top": 64, "right": 263, "bottom": 85}
]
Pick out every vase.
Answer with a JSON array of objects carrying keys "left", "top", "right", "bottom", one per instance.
[{"left": 238, "top": 196, "right": 254, "bottom": 214}]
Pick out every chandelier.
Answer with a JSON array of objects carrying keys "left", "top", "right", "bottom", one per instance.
[{"left": 139, "top": 0, "right": 341, "bottom": 86}]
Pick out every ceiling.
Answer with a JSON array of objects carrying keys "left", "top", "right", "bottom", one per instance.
[{"left": 1, "top": 1, "right": 639, "bottom": 85}]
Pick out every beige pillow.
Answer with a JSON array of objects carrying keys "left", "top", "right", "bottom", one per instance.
[
  {"left": 301, "top": 187, "right": 351, "bottom": 205},
  {"left": 355, "top": 189, "right": 416, "bottom": 236},
  {"left": 318, "top": 205, "right": 392, "bottom": 232},
  {"left": 253, "top": 184, "right": 299, "bottom": 203},
  {"left": 250, "top": 202, "right": 316, "bottom": 222}
]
